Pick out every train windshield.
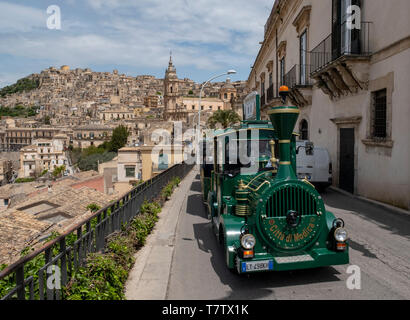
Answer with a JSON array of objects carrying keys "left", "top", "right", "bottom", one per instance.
[{"left": 224, "top": 139, "right": 272, "bottom": 172}]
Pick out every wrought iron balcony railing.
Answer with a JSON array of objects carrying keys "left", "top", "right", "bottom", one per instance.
[
  {"left": 310, "top": 21, "right": 372, "bottom": 74},
  {"left": 283, "top": 65, "right": 313, "bottom": 89},
  {"left": 260, "top": 93, "right": 266, "bottom": 108},
  {"left": 266, "top": 84, "right": 280, "bottom": 102}
]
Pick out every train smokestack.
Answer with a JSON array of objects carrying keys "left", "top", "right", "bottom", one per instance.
[{"left": 268, "top": 86, "right": 299, "bottom": 180}]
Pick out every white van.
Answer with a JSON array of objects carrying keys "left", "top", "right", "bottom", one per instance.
[{"left": 296, "top": 141, "right": 332, "bottom": 192}]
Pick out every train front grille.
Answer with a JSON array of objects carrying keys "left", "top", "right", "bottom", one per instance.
[{"left": 265, "top": 185, "right": 318, "bottom": 218}]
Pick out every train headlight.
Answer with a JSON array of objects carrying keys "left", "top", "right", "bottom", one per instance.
[
  {"left": 334, "top": 228, "right": 348, "bottom": 242},
  {"left": 240, "top": 234, "right": 256, "bottom": 250}
]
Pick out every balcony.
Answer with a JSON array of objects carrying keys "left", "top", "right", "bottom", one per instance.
[
  {"left": 260, "top": 93, "right": 266, "bottom": 108},
  {"left": 266, "top": 84, "right": 276, "bottom": 102},
  {"left": 259, "top": 84, "right": 282, "bottom": 119},
  {"left": 283, "top": 64, "right": 313, "bottom": 108},
  {"left": 310, "top": 22, "right": 372, "bottom": 99},
  {"left": 266, "top": 83, "right": 282, "bottom": 105}
]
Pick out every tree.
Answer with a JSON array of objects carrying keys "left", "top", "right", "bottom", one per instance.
[
  {"left": 207, "top": 110, "right": 241, "bottom": 129},
  {"left": 110, "top": 125, "right": 130, "bottom": 152},
  {"left": 78, "top": 152, "right": 116, "bottom": 171},
  {"left": 0, "top": 78, "right": 39, "bottom": 97},
  {"left": 52, "top": 165, "right": 66, "bottom": 178}
]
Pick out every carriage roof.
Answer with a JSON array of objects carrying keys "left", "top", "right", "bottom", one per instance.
[{"left": 204, "top": 120, "right": 276, "bottom": 141}]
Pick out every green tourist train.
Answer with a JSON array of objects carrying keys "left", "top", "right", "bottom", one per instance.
[{"left": 200, "top": 87, "right": 349, "bottom": 274}]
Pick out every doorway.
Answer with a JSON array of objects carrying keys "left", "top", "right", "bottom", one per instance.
[{"left": 339, "top": 128, "right": 355, "bottom": 193}]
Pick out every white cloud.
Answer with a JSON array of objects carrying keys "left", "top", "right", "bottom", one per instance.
[
  {"left": 0, "top": 71, "right": 29, "bottom": 87},
  {"left": 0, "top": 2, "right": 46, "bottom": 33},
  {"left": 0, "top": 0, "right": 275, "bottom": 83}
]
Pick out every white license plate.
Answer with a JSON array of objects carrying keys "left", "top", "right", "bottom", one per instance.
[{"left": 241, "top": 260, "right": 273, "bottom": 273}]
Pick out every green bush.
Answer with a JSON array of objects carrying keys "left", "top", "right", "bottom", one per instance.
[
  {"left": 0, "top": 200, "right": 164, "bottom": 300},
  {"left": 77, "top": 152, "right": 116, "bottom": 171},
  {"left": 172, "top": 177, "right": 181, "bottom": 187},
  {"left": 0, "top": 105, "right": 39, "bottom": 118},
  {"left": 161, "top": 177, "right": 181, "bottom": 200},
  {"left": 82, "top": 145, "right": 105, "bottom": 157},
  {"left": 52, "top": 165, "right": 66, "bottom": 178},
  {"left": 108, "top": 236, "right": 135, "bottom": 269},
  {"left": 140, "top": 201, "right": 161, "bottom": 215},
  {"left": 40, "top": 169, "right": 48, "bottom": 177},
  {"left": 0, "top": 264, "right": 15, "bottom": 298},
  {"left": 161, "top": 184, "right": 173, "bottom": 199},
  {"left": 64, "top": 253, "right": 128, "bottom": 300},
  {"left": 63, "top": 201, "right": 162, "bottom": 300},
  {"left": 14, "top": 177, "right": 35, "bottom": 183},
  {"left": 86, "top": 203, "right": 101, "bottom": 213},
  {"left": 0, "top": 78, "right": 39, "bottom": 98}
]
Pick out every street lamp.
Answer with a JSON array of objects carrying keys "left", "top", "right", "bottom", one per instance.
[{"left": 196, "top": 70, "right": 237, "bottom": 165}]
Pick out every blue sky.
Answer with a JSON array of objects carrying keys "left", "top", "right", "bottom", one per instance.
[{"left": 0, "top": 0, "right": 274, "bottom": 87}]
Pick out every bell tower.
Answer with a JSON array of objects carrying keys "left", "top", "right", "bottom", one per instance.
[{"left": 164, "top": 53, "right": 179, "bottom": 113}]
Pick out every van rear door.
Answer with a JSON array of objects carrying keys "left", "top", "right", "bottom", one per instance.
[
  {"left": 296, "top": 145, "right": 314, "bottom": 181},
  {"left": 312, "top": 148, "right": 331, "bottom": 183}
]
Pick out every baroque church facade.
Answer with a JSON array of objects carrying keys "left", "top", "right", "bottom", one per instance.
[{"left": 163, "top": 56, "right": 243, "bottom": 123}]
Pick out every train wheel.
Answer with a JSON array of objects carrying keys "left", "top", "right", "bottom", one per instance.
[{"left": 220, "top": 228, "right": 238, "bottom": 274}]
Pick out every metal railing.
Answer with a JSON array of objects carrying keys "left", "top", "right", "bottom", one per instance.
[
  {"left": 266, "top": 84, "right": 280, "bottom": 102},
  {"left": 0, "top": 162, "right": 194, "bottom": 300},
  {"left": 310, "top": 34, "right": 332, "bottom": 75},
  {"left": 283, "top": 65, "right": 313, "bottom": 89},
  {"left": 260, "top": 93, "right": 266, "bottom": 108},
  {"left": 310, "top": 21, "right": 372, "bottom": 74}
]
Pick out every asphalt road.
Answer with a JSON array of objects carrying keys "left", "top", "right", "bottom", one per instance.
[{"left": 166, "top": 171, "right": 410, "bottom": 300}]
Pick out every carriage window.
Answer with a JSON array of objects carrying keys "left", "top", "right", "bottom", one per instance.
[
  {"left": 224, "top": 140, "right": 273, "bottom": 171},
  {"left": 202, "top": 141, "right": 213, "bottom": 165}
]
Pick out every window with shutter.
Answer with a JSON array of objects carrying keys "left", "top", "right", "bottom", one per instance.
[{"left": 372, "top": 89, "right": 387, "bottom": 139}]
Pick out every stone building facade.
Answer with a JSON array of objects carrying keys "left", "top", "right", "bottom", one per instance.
[
  {"left": 19, "top": 138, "right": 69, "bottom": 178},
  {"left": 248, "top": 0, "right": 410, "bottom": 210},
  {"left": 0, "top": 159, "right": 12, "bottom": 185},
  {"left": 72, "top": 124, "right": 113, "bottom": 149},
  {"left": 3, "top": 127, "right": 61, "bottom": 151}
]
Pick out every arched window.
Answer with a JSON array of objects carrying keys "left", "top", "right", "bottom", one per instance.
[{"left": 300, "top": 119, "right": 309, "bottom": 140}]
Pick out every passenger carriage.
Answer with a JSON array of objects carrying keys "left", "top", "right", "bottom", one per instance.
[{"left": 200, "top": 87, "right": 349, "bottom": 274}]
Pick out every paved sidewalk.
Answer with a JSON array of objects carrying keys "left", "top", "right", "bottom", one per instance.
[
  {"left": 124, "top": 168, "right": 197, "bottom": 300},
  {"left": 329, "top": 186, "right": 410, "bottom": 218}
]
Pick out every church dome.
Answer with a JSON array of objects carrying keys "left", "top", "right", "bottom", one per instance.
[{"left": 221, "top": 78, "right": 235, "bottom": 90}]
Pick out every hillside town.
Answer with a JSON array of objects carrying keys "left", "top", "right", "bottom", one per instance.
[
  {"left": 0, "top": 0, "right": 409, "bottom": 304},
  {"left": 0, "top": 57, "right": 248, "bottom": 266}
]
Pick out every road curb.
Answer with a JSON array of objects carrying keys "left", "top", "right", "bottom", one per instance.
[
  {"left": 329, "top": 186, "right": 410, "bottom": 219},
  {"left": 124, "top": 168, "right": 196, "bottom": 300}
]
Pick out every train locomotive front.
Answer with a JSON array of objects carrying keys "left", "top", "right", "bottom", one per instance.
[{"left": 202, "top": 89, "right": 349, "bottom": 274}]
